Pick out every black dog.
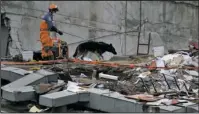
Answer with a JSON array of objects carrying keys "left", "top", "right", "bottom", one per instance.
[{"left": 73, "top": 41, "right": 117, "bottom": 60}]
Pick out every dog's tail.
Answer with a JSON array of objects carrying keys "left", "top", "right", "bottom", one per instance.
[{"left": 73, "top": 46, "right": 78, "bottom": 58}]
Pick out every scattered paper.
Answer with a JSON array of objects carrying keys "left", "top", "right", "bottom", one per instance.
[
  {"left": 80, "top": 73, "right": 88, "bottom": 78},
  {"left": 66, "top": 81, "right": 86, "bottom": 93},
  {"left": 29, "top": 106, "right": 42, "bottom": 113},
  {"left": 183, "top": 75, "right": 193, "bottom": 81},
  {"left": 185, "top": 70, "right": 199, "bottom": 77},
  {"left": 155, "top": 58, "right": 165, "bottom": 67}
]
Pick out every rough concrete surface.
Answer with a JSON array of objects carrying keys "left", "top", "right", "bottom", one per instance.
[
  {"left": 1, "top": 26, "right": 9, "bottom": 57},
  {"left": 1, "top": 1, "right": 198, "bottom": 60}
]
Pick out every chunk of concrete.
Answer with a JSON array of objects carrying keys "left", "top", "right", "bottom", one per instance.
[
  {"left": 158, "top": 105, "right": 186, "bottom": 112},
  {"left": 88, "top": 88, "right": 144, "bottom": 112},
  {"left": 2, "top": 86, "right": 35, "bottom": 102},
  {"left": 87, "top": 88, "right": 186, "bottom": 113},
  {"left": 2, "top": 79, "right": 64, "bottom": 102},
  {"left": 1, "top": 64, "right": 6, "bottom": 67},
  {"left": 78, "top": 92, "right": 90, "bottom": 102},
  {"left": 39, "top": 90, "right": 79, "bottom": 107},
  {"left": 1, "top": 67, "right": 31, "bottom": 82},
  {"left": 2, "top": 69, "right": 58, "bottom": 89},
  {"left": 186, "top": 104, "right": 199, "bottom": 112},
  {"left": 36, "top": 69, "right": 58, "bottom": 83}
]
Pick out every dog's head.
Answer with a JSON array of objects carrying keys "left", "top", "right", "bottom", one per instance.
[{"left": 107, "top": 44, "right": 117, "bottom": 55}]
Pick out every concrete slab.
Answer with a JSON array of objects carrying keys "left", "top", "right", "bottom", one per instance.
[
  {"left": 2, "top": 73, "right": 46, "bottom": 89},
  {"left": 37, "top": 87, "right": 190, "bottom": 113},
  {"left": 186, "top": 104, "right": 199, "bottom": 113},
  {"left": 78, "top": 92, "right": 90, "bottom": 102},
  {"left": 87, "top": 88, "right": 187, "bottom": 113},
  {"left": 158, "top": 105, "right": 186, "bottom": 113},
  {"left": 2, "top": 86, "right": 35, "bottom": 102},
  {"left": 2, "top": 79, "right": 64, "bottom": 102},
  {"left": 1, "top": 64, "right": 6, "bottom": 67},
  {"left": 2, "top": 70, "right": 58, "bottom": 89},
  {"left": 1, "top": 69, "right": 58, "bottom": 102},
  {"left": 158, "top": 101, "right": 196, "bottom": 113},
  {"left": 39, "top": 90, "right": 79, "bottom": 107},
  {"left": 1, "top": 67, "right": 31, "bottom": 82},
  {"left": 36, "top": 69, "right": 58, "bottom": 83},
  {"left": 87, "top": 88, "right": 141, "bottom": 112}
]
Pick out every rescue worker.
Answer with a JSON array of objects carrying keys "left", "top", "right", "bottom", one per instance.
[{"left": 40, "top": 4, "right": 63, "bottom": 60}]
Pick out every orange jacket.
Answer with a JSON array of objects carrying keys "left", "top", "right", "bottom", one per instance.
[{"left": 40, "top": 12, "right": 54, "bottom": 47}]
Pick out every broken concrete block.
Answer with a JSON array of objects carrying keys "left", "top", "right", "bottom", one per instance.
[
  {"left": 1, "top": 64, "right": 5, "bottom": 67},
  {"left": 2, "top": 73, "right": 46, "bottom": 89},
  {"left": 78, "top": 92, "right": 90, "bottom": 102},
  {"left": 2, "top": 70, "right": 58, "bottom": 89},
  {"left": 186, "top": 104, "right": 199, "bottom": 112},
  {"left": 87, "top": 88, "right": 144, "bottom": 112},
  {"left": 185, "top": 70, "right": 199, "bottom": 77},
  {"left": 36, "top": 69, "right": 58, "bottom": 83},
  {"left": 1, "top": 67, "right": 31, "bottom": 82},
  {"left": 2, "top": 86, "right": 35, "bottom": 102},
  {"left": 39, "top": 90, "right": 78, "bottom": 107},
  {"left": 158, "top": 105, "right": 186, "bottom": 113}
]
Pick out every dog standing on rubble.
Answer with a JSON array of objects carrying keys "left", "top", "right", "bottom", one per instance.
[{"left": 73, "top": 41, "right": 117, "bottom": 60}]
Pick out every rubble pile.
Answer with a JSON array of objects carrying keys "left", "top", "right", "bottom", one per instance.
[
  {"left": 45, "top": 52, "right": 198, "bottom": 98},
  {"left": 1, "top": 49, "right": 198, "bottom": 112}
]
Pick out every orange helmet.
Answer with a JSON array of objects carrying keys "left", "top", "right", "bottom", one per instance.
[{"left": 49, "top": 4, "right": 59, "bottom": 12}]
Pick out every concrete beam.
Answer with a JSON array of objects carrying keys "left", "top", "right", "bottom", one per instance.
[
  {"left": 2, "top": 69, "right": 58, "bottom": 89},
  {"left": 36, "top": 69, "right": 58, "bottom": 83},
  {"left": 1, "top": 69, "right": 58, "bottom": 102},
  {"left": 186, "top": 104, "right": 199, "bottom": 113},
  {"left": 87, "top": 88, "right": 192, "bottom": 113},
  {"left": 87, "top": 88, "right": 143, "bottom": 112},
  {"left": 2, "top": 80, "right": 64, "bottom": 102},
  {"left": 1, "top": 66, "right": 31, "bottom": 82},
  {"left": 37, "top": 88, "right": 196, "bottom": 113},
  {"left": 39, "top": 91, "right": 79, "bottom": 107},
  {"left": 2, "top": 86, "right": 35, "bottom": 102}
]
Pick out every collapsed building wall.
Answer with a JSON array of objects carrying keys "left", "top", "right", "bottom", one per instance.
[
  {"left": 1, "top": 1, "right": 198, "bottom": 60},
  {"left": 1, "top": 13, "right": 10, "bottom": 58},
  {"left": 0, "top": 24, "right": 9, "bottom": 58}
]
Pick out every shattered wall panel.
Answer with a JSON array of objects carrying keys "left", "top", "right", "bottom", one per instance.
[{"left": 1, "top": 27, "right": 9, "bottom": 57}]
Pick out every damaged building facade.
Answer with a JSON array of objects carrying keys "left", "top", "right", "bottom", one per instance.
[{"left": 1, "top": 1, "right": 198, "bottom": 59}]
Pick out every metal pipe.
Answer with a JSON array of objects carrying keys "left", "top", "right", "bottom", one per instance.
[
  {"left": 162, "top": 74, "right": 171, "bottom": 89},
  {"left": 124, "top": 0, "right": 127, "bottom": 55},
  {"left": 147, "top": 32, "right": 151, "bottom": 55},
  {"left": 150, "top": 78, "right": 157, "bottom": 93},
  {"left": 140, "top": 77, "right": 149, "bottom": 93},
  {"left": 173, "top": 77, "right": 180, "bottom": 90},
  {"left": 99, "top": 73, "right": 118, "bottom": 81},
  {"left": 136, "top": 0, "right": 142, "bottom": 55}
]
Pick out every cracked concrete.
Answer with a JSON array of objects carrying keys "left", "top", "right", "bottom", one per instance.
[{"left": 1, "top": 1, "right": 198, "bottom": 60}]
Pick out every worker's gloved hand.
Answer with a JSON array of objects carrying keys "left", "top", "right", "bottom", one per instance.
[
  {"left": 58, "top": 30, "right": 63, "bottom": 35},
  {"left": 50, "top": 26, "right": 58, "bottom": 32}
]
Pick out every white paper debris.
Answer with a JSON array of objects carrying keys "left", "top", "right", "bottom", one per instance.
[
  {"left": 155, "top": 57, "right": 165, "bottom": 67},
  {"left": 146, "top": 99, "right": 169, "bottom": 106},
  {"left": 66, "top": 81, "right": 86, "bottom": 93},
  {"left": 80, "top": 73, "right": 88, "bottom": 78},
  {"left": 185, "top": 70, "right": 199, "bottom": 77},
  {"left": 138, "top": 71, "right": 151, "bottom": 81},
  {"left": 29, "top": 106, "right": 42, "bottom": 113},
  {"left": 83, "top": 57, "right": 93, "bottom": 61},
  {"left": 183, "top": 75, "right": 193, "bottom": 81}
]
